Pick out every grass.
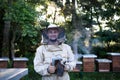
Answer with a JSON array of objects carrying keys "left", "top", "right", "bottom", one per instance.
[
  {"left": 70, "top": 72, "right": 120, "bottom": 80},
  {"left": 21, "top": 53, "right": 120, "bottom": 80}
]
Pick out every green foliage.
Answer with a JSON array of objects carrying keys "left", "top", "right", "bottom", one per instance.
[
  {"left": 39, "top": 20, "right": 49, "bottom": 28},
  {"left": 1, "top": 0, "right": 41, "bottom": 56},
  {"left": 95, "top": 30, "right": 113, "bottom": 43},
  {"left": 91, "top": 46, "right": 107, "bottom": 58},
  {"left": 95, "top": 30, "right": 120, "bottom": 46},
  {"left": 92, "top": 44, "right": 120, "bottom": 58},
  {"left": 60, "top": 21, "right": 74, "bottom": 45},
  {"left": 12, "top": 1, "right": 39, "bottom": 55},
  {"left": 21, "top": 52, "right": 42, "bottom": 80},
  {"left": 1, "top": 0, "right": 120, "bottom": 57},
  {"left": 114, "top": 19, "right": 120, "bottom": 31},
  {"left": 93, "top": 30, "right": 120, "bottom": 56}
]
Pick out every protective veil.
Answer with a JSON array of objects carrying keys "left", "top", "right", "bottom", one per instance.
[
  {"left": 41, "top": 24, "right": 66, "bottom": 44},
  {"left": 34, "top": 24, "right": 76, "bottom": 80}
]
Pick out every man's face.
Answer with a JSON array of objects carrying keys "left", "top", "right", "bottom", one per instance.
[{"left": 47, "top": 28, "right": 59, "bottom": 41}]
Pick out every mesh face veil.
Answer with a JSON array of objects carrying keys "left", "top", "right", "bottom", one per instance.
[{"left": 41, "top": 24, "right": 66, "bottom": 44}]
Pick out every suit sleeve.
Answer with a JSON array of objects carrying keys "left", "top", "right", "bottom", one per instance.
[
  {"left": 65, "top": 45, "right": 76, "bottom": 71},
  {"left": 33, "top": 46, "right": 50, "bottom": 76}
]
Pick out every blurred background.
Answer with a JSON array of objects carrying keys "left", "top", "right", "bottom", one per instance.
[{"left": 0, "top": 0, "right": 120, "bottom": 80}]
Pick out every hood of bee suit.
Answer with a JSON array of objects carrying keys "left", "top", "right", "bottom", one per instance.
[{"left": 41, "top": 24, "right": 66, "bottom": 44}]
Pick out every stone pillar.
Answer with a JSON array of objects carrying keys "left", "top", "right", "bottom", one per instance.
[
  {"left": 0, "top": 58, "right": 9, "bottom": 68},
  {"left": 107, "top": 52, "right": 120, "bottom": 72},
  {"left": 13, "top": 57, "right": 28, "bottom": 68},
  {"left": 96, "top": 59, "right": 112, "bottom": 72},
  {"left": 83, "top": 54, "right": 97, "bottom": 72},
  {"left": 73, "top": 61, "right": 82, "bottom": 72}
]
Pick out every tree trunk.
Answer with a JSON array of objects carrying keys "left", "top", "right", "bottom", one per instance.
[
  {"left": 2, "top": 0, "right": 12, "bottom": 57},
  {"left": 71, "top": 0, "right": 92, "bottom": 60},
  {"left": 0, "top": 9, "right": 5, "bottom": 57},
  {"left": 2, "top": 20, "right": 10, "bottom": 57},
  {"left": 10, "top": 29, "right": 15, "bottom": 59},
  {"left": 71, "top": 0, "right": 84, "bottom": 60},
  {"left": 94, "top": 7, "right": 102, "bottom": 32},
  {"left": 53, "top": 7, "right": 57, "bottom": 23}
]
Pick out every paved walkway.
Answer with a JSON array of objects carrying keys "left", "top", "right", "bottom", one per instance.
[{"left": 0, "top": 68, "right": 28, "bottom": 80}]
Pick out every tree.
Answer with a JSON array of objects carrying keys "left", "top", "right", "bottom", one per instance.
[
  {"left": 1, "top": 0, "right": 12, "bottom": 57},
  {"left": 1, "top": 0, "right": 120, "bottom": 59},
  {"left": 1, "top": 0, "right": 39, "bottom": 59},
  {"left": 51, "top": 0, "right": 120, "bottom": 56}
]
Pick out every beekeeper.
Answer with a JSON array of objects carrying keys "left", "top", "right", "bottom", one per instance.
[{"left": 34, "top": 24, "right": 76, "bottom": 80}]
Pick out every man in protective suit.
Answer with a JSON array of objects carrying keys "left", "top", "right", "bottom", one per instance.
[{"left": 34, "top": 24, "right": 76, "bottom": 80}]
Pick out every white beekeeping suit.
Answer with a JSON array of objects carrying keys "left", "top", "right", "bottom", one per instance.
[{"left": 34, "top": 24, "right": 76, "bottom": 80}]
